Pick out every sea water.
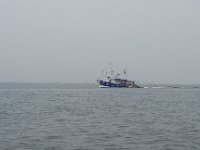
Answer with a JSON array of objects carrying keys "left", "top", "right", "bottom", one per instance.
[{"left": 0, "top": 83, "right": 200, "bottom": 150}]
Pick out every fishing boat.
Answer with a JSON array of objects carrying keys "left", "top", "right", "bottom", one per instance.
[{"left": 97, "top": 63, "right": 141, "bottom": 88}]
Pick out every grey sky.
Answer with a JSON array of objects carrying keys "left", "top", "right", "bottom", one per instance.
[{"left": 0, "top": 0, "right": 200, "bottom": 84}]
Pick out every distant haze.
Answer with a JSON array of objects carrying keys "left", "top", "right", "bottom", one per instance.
[{"left": 0, "top": 0, "right": 200, "bottom": 84}]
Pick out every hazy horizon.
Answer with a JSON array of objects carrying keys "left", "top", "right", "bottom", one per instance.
[{"left": 1, "top": 0, "right": 200, "bottom": 84}]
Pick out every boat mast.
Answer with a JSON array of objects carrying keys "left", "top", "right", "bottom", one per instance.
[
  {"left": 108, "top": 62, "right": 114, "bottom": 78},
  {"left": 123, "top": 68, "right": 128, "bottom": 79}
]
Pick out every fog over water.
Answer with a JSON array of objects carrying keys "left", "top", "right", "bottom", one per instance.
[{"left": 0, "top": 0, "right": 200, "bottom": 84}]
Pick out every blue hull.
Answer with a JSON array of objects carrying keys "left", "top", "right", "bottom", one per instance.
[{"left": 97, "top": 80, "right": 127, "bottom": 88}]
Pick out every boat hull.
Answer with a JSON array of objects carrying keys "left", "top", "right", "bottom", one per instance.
[
  {"left": 97, "top": 79, "right": 141, "bottom": 88},
  {"left": 98, "top": 80, "right": 126, "bottom": 88}
]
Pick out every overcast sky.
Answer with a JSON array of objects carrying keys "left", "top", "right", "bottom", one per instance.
[{"left": 0, "top": 0, "right": 200, "bottom": 84}]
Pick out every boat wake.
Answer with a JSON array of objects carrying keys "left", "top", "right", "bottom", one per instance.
[{"left": 143, "top": 87, "right": 165, "bottom": 89}]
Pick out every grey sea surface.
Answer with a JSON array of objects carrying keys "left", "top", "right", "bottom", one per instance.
[{"left": 0, "top": 83, "right": 200, "bottom": 150}]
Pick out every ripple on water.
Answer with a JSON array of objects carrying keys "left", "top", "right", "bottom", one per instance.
[{"left": 0, "top": 84, "right": 200, "bottom": 150}]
